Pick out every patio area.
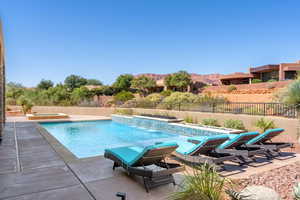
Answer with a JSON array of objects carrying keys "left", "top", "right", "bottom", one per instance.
[{"left": 0, "top": 116, "right": 299, "bottom": 200}]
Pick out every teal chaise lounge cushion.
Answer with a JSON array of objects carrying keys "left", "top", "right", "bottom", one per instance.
[
  {"left": 217, "top": 132, "right": 259, "bottom": 149},
  {"left": 105, "top": 142, "right": 178, "bottom": 166},
  {"left": 176, "top": 134, "right": 229, "bottom": 155},
  {"left": 246, "top": 128, "right": 285, "bottom": 145}
]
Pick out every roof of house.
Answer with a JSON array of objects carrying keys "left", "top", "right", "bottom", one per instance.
[
  {"left": 249, "top": 64, "right": 279, "bottom": 73},
  {"left": 220, "top": 73, "right": 254, "bottom": 80}
]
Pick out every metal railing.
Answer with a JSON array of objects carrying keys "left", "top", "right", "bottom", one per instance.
[
  {"left": 180, "top": 102, "right": 299, "bottom": 118},
  {"left": 122, "top": 102, "right": 299, "bottom": 118}
]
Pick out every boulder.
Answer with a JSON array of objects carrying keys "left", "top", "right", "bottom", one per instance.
[{"left": 239, "top": 185, "right": 281, "bottom": 200}]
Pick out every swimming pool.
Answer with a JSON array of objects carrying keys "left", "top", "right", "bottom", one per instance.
[{"left": 40, "top": 120, "right": 189, "bottom": 158}]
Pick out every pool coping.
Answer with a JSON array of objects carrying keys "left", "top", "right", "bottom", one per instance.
[{"left": 37, "top": 119, "right": 108, "bottom": 163}]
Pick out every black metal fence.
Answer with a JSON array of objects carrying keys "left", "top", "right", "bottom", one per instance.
[
  {"left": 123, "top": 102, "right": 299, "bottom": 118},
  {"left": 178, "top": 102, "right": 299, "bottom": 118}
]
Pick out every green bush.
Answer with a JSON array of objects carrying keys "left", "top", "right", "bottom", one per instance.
[
  {"left": 17, "top": 96, "right": 34, "bottom": 114},
  {"left": 145, "top": 93, "right": 163, "bottom": 104},
  {"left": 267, "top": 79, "right": 277, "bottom": 82},
  {"left": 201, "top": 118, "right": 221, "bottom": 127},
  {"left": 227, "top": 85, "right": 237, "bottom": 92},
  {"left": 184, "top": 116, "right": 197, "bottom": 124},
  {"left": 114, "top": 108, "right": 134, "bottom": 115},
  {"left": 160, "top": 92, "right": 198, "bottom": 110},
  {"left": 252, "top": 79, "right": 262, "bottom": 83},
  {"left": 169, "top": 163, "right": 230, "bottom": 200},
  {"left": 255, "top": 118, "right": 276, "bottom": 132},
  {"left": 277, "top": 79, "right": 300, "bottom": 105},
  {"left": 160, "top": 90, "right": 173, "bottom": 97},
  {"left": 223, "top": 119, "right": 245, "bottom": 130},
  {"left": 114, "top": 91, "right": 134, "bottom": 103}
]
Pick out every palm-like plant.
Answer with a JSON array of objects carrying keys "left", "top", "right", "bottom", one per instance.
[
  {"left": 169, "top": 163, "right": 230, "bottom": 200},
  {"left": 255, "top": 118, "right": 275, "bottom": 132}
]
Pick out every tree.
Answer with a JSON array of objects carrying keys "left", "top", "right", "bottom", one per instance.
[
  {"left": 86, "top": 79, "right": 103, "bottom": 86},
  {"left": 71, "top": 86, "right": 93, "bottom": 105},
  {"left": 6, "top": 82, "right": 25, "bottom": 89},
  {"left": 113, "top": 74, "right": 134, "bottom": 92},
  {"left": 102, "top": 85, "right": 115, "bottom": 96},
  {"left": 37, "top": 79, "right": 54, "bottom": 90},
  {"left": 64, "top": 75, "right": 87, "bottom": 91},
  {"left": 46, "top": 85, "right": 72, "bottom": 106},
  {"left": 164, "top": 71, "right": 191, "bottom": 92},
  {"left": 114, "top": 91, "right": 134, "bottom": 103},
  {"left": 131, "top": 76, "right": 156, "bottom": 96}
]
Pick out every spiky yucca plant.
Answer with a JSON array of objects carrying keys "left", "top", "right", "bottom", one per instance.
[
  {"left": 294, "top": 182, "right": 300, "bottom": 200},
  {"left": 255, "top": 118, "right": 275, "bottom": 132},
  {"left": 169, "top": 163, "right": 230, "bottom": 200}
]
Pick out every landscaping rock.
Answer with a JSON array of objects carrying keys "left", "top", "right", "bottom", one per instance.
[
  {"left": 239, "top": 185, "right": 281, "bottom": 200},
  {"left": 237, "top": 161, "right": 300, "bottom": 200}
]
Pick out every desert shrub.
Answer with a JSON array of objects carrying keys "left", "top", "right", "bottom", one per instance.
[
  {"left": 136, "top": 98, "right": 156, "bottom": 108},
  {"left": 160, "top": 92, "right": 198, "bottom": 110},
  {"left": 201, "top": 118, "right": 220, "bottom": 127},
  {"left": 267, "top": 79, "right": 277, "bottom": 82},
  {"left": 169, "top": 163, "right": 230, "bottom": 200},
  {"left": 114, "top": 108, "right": 134, "bottom": 115},
  {"left": 6, "top": 97, "right": 17, "bottom": 106},
  {"left": 17, "top": 96, "right": 34, "bottom": 114},
  {"left": 184, "top": 116, "right": 197, "bottom": 124},
  {"left": 277, "top": 79, "right": 300, "bottom": 105},
  {"left": 145, "top": 93, "right": 164, "bottom": 104},
  {"left": 223, "top": 119, "right": 245, "bottom": 130},
  {"left": 255, "top": 118, "right": 275, "bottom": 132},
  {"left": 160, "top": 90, "right": 173, "bottom": 97},
  {"left": 227, "top": 85, "right": 237, "bottom": 92},
  {"left": 252, "top": 79, "right": 262, "bottom": 83},
  {"left": 114, "top": 91, "right": 134, "bottom": 103}
]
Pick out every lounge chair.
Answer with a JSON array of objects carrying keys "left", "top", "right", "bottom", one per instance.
[
  {"left": 104, "top": 142, "right": 185, "bottom": 192},
  {"left": 173, "top": 135, "right": 241, "bottom": 167},
  {"left": 245, "top": 128, "right": 293, "bottom": 157},
  {"left": 189, "top": 132, "right": 270, "bottom": 164}
]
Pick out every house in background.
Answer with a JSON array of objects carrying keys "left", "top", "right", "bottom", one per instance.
[
  {"left": 220, "top": 60, "right": 300, "bottom": 85},
  {"left": 219, "top": 72, "right": 254, "bottom": 85}
]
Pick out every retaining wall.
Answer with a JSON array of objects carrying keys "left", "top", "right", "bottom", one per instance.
[{"left": 8, "top": 105, "right": 299, "bottom": 142}]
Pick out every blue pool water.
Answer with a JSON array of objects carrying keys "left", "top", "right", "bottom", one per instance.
[{"left": 40, "top": 120, "right": 188, "bottom": 158}]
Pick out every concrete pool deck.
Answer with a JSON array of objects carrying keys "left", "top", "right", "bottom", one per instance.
[{"left": 0, "top": 116, "right": 299, "bottom": 200}]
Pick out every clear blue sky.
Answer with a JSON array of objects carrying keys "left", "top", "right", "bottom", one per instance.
[{"left": 1, "top": 0, "right": 300, "bottom": 87}]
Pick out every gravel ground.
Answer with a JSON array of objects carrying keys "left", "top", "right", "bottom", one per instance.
[{"left": 235, "top": 161, "right": 300, "bottom": 200}]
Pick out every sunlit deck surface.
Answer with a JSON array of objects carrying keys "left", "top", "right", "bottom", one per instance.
[{"left": 0, "top": 116, "right": 299, "bottom": 200}]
